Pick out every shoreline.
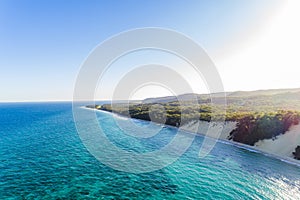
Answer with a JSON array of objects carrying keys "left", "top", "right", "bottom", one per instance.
[{"left": 83, "top": 106, "right": 300, "bottom": 167}]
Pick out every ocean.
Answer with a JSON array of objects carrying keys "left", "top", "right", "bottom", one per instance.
[{"left": 0, "top": 102, "right": 299, "bottom": 199}]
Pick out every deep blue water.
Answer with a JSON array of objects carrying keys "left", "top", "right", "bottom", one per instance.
[{"left": 0, "top": 102, "right": 300, "bottom": 199}]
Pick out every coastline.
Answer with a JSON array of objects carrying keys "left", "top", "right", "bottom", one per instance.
[
  {"left": 83, "top": 106, "right": 300, "bottom": 167},
  {"left": 177, "top": 119, "right": 300, "bottom": 167}
]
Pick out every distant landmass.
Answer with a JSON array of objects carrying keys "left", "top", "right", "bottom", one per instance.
[{"left": 87, "top": 88, "right": 300, "bottom": 162}]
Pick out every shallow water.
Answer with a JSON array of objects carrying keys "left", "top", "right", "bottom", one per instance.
[{"left": 0, "top": 102, "right": 299, "bottom": 199}]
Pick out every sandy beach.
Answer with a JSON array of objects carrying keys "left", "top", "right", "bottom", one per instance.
[
  {"left": 255, "top": 124, "right": 300, "bottom": 159},
  {"left": 180, "top": 119, "right": 300, "bottom": 165},
  {"left": 180, "top": 120, "right": 237, "bottom": 140}
]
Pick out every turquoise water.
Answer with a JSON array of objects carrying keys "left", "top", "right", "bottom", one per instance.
[{"left": 0, "top": 102, "right": 300, "bottom": 199}]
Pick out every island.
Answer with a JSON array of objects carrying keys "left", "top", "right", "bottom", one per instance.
[{"left": 87, "top": 88, "right": 300, "bottom": 162}]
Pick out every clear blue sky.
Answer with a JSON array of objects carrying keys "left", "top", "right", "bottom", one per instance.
[{"left": 0, "top": 0, "right": 284, "bottom": 101}]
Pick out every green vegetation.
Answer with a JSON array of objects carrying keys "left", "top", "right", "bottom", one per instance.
[
  {"left": 88, "top": 88, "right": 300, "bottom": 151},
  {"left": 97, "top": 102, "right": 300, "bottom": 145},
  {"left": 293, "top": 146, "right": 300, "bottom": 160},
  {"left": 229, "top": 111, "right": 300, "bottom": 145}
]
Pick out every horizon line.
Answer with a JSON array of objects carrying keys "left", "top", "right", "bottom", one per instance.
[{"left": 1, "top": 86, "right": 300, "bottom": 103}]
